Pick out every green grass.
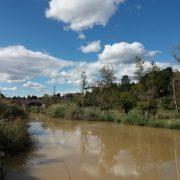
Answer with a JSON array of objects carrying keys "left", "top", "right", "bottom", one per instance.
[
  {"left": 0, "top": 100, "right": 32, "bottom": 155},
  {"left": 0, "top": 120, "right": 32, "bottom": 154},
  {"left": 44, "top": 103, "right": 180, "bottom": 130},
  {"left": 0, "top": 101, "right": 27, "bottom": 121}
]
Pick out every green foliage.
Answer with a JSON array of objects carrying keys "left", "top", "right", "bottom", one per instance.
[
  {"left": 71, "top": 107, "right": 84, "bottom": 120},
  {"left": 47, "top": 104, "right": 66, "bottom": 119},
  {"left": 100, "top": 113, "right": 117, "bottom": 122},
  {"left": 135, "top": 57, "right": 145, "bottom": 83},
  {"left": 0, "top": 101, "right": 27, "bottom": 121},
  {"left": 42, "top": 94, "right": 61, "bottom": 107},
  {"left": 28, "top": 106, "right": 42, "bottom": 113},
  {"left": 124, "top": 111, "right": 147, "bottom": 126},
  {"left": 147, "top": 119, "right": 168, "bottom": 128},
  {"left": 119, "top": 92, "right": 136, "bottom": 114},
  {"left": 99, "top": 65, "right": 116, "bottom": 88},
  {"left": 161, "top": 97, "right": 175, "bottom": 110},
  {"left": 169, "top": 120, "right": 180, "bottom": 129},
  {"left": 0, "top": 120, "right": 31, "bottom": 154}
]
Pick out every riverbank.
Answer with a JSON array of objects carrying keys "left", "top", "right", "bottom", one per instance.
[
  {"left": 0, "top": 101, "right": 32, "bottom": 155},
  {"left": 30, "top": 103, "right": 180, "bottom": 130}
]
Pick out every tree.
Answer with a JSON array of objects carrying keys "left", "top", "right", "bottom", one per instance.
[
  {"left": 99, "top": 65, "right": 116, "bottom": 88},
  {"left": 134, "top": 56, "right": 145, "bottom": 83},
  {"left": 172, "top": 44, "right": 180, "bottom": 63},
  {"left": 172, "top": 45, "right": 180, "bottom": 112},
  {"left": 134, "top": 57, "right": 146, "bottom": 108},
  {"left": 80, "top": 70, "right": 89, "bottom": 108},
  {"left": 121, "top": 75, "right": 130, "bottom": 84},
  {"left": 96, "top": 65, "right": 117, "bottom": 112},
  {"left": 119, "top": 75, "right": 132, "bottom": 92},
  {"left": 134, "top": 58, "right": 159, "bottom": 117},
  {"left": 120, "top": 92, "right": 136, "bottom": 114}
]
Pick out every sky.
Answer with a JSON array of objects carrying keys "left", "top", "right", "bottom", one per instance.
[{"left": 0, "top": 0, "right": 180, "bottom": 97}]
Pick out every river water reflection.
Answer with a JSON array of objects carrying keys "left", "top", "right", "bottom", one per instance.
[{"left": 4, "top": 119, "right": 180, "bottom": 180}]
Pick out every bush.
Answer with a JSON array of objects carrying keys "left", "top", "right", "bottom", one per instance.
[
  {"left": 47, "top": 104, "right": 66, "bottom": 119},
  {"left": 169, "top": 120, "right": 180, "bottom": 130},
  {"left": 0, "top": 101, "right": 27, "bottom": 121},
  {"left": 147, "top": 119, "right": 168, "bottom": 128},
  {"left": 0, "top": 120, "right": 32, "bottom": 154},
  {"left": 125, "top": 112, "right": 147, "bottom": 126},
  {"left": 28, "top": 106, "right": 41, "bottom": 113},
  {"left": 4, "top": 105, "right": 27, "bottom": 120},
  {"left": 99, "top": 113, "right": 117, "bottom": 122},
  {"left": 71, "top": 107, "right": 84, "bottom": 120},
  {"left": 161, "top": 97, "right": 175, "bottom": 110}
]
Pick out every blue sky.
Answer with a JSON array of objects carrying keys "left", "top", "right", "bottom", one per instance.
[{"left": 0, "top": 0, "right": 180, "bottom": 97}]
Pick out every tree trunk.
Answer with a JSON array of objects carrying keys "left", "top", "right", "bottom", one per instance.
[{"left": 172, "top": 77, "right": 178, "bottom": 112}]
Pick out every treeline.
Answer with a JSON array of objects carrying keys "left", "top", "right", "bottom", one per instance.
[
  {"left": 23, "top": 57, "right": 180, "bottom": 119},
  {"left": 77, "top": 57, "right": 180, "bottom": 118}
]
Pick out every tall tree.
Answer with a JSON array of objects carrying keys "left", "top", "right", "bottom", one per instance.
[
  {"left": 147, "top": 61, "right": 160, "bottom": 99},
  {"left": 172, "top": 44, "right": 180, "bottom": 63},
  {"left": 135, "top": 56, "right": 145, "bottom": 83},
  {"left": 98, "top": 65, "right": 117, "bottom": 112},
  {"left": 99, "top": 65, "right": 116, "bottom": 88},
  {"left": 121, "top": 75, "right": 130, "bottom": 84},
  {"left": 81, "top": 70, "right": 88, "bottom": 108},
  {"left": 120, "top": 75, "right": 132, "bottom": 92},
  {"left": 172, "top": 45, "right": 180, "bottom": 112}
]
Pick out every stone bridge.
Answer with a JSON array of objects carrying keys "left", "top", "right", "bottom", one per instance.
[{"left": 13, "top": 99, "right": 45, "bottom": 110}]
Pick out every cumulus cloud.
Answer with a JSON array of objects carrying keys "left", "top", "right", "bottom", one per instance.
[
  {"left": 0, "top": 86, "right": 17, "bottom": 91},
  {"left": 98, "top": 42, "right": 160, "bottom": 64},
  {"left": 45, "top": 0, "right": 125, "bottom": 31},
  {"left": 0, "top": 45, "right": 74, "bottom": 83},
  {"left": 23, "top": 81, "right": 45, "bottom": 91},
  {"left": 81, "top": 41, "right": 101, "bottom": 53},
  {"left": 0, "top": 43, "right": 173, "bottom": 95},
  {"left": 78, "top": 33, "right": 86, "bottom": 40}
]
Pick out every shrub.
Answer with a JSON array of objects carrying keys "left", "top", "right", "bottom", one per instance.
[
  {"left": 99, "top": 113, "right": 117, "bottom": 122},
  {"left": 71, "top": 107, "right": 84, "bottom": 120},
  {"left": 28, "top": 106, "right": 41, "bottom": 113},
  {"left": 125, "top": 112, "right": 147, "bottom": 126},
  {"left": 147, "top": 119, "right": 168, "bottom": 128},
  {"left": 0, "top": 101, "right": 27, "bottom": 121},
  {"left": 169, "top": 120, "right": 180, "bottom": 129},
  {"left": 47, "top": 104, "right": 66, "bottom": 119},
  {"left": 4, "top": 105, "right": 27, "bottom": 120},
  {"left": 161, "top": 97, "right": 175, "bottom": 110},
  {"left": 0, "top": 120, "right": 32, "bottom": 154}
]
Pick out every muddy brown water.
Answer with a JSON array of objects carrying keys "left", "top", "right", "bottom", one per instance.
[{"left": 4, "top": 119, "right": 180, "bottom": 180}]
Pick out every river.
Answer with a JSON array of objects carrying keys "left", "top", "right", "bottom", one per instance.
[{"left": 4, "top": 118, "right": 180, "bottom": 180}]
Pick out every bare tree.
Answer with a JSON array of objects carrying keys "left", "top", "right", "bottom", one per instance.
[
  {"left": 80, "top": 70, "right": 88, "bottom": 108},
  {"left": 172, "top": 44, "right": 180, "bottom": 63},
  {"left": 171, "top": 44, "right": 180, "bottom": 112}
]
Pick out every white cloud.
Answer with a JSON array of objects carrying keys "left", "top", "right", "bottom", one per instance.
[
  {"left": 78, "top": 33, "right": 86, "bottom": 40},
  {"left": 0, "top": 86, "right": 17, "bottom": 91},
  {"left": 0, "top": 45, "right": 74, "bottom": 83},
  {"left": 81, "top": 41, "right": 101, "bottom": 53},
  {"left": 98, "top": 42, "right": 160, "bottom": 64},
  {"left": 45, "top": 0, "right": 125, "bottom": 31},
  {"left": 0, "top": 43, "right": 174, "bottom": 95},
  {"left": 23, "top": 81, "right": 45, "bottom": 91}
]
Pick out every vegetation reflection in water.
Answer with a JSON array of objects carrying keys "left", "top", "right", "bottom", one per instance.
[{"left": 5, "top": 118, "right": 180, "bottom": 180}]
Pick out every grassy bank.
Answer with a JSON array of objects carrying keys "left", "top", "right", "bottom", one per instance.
[
  {"left": 0, "top": 101, "right": 32, "bottom": 155},
  {"left": 0, "top": 120, "right": 31, "bottom": 154},
  {"left": 40, "top": 103, "right": 180, "bottom": 130}
]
